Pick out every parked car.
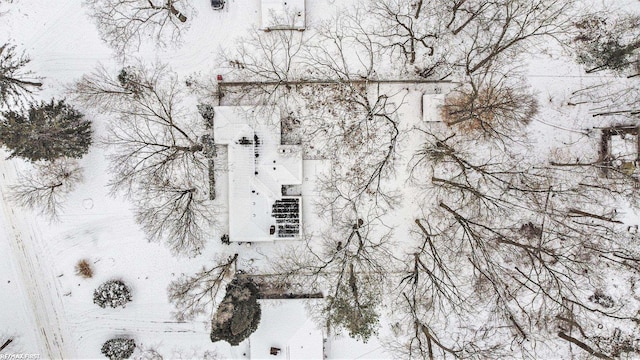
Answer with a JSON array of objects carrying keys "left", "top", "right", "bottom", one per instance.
[{"left": 211, "top": 0, "right": 224, "bottom": 10}]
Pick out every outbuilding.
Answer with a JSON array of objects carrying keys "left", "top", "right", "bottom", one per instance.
[{"left": 261, "top": 0, "right": 306, "bottom": 31}]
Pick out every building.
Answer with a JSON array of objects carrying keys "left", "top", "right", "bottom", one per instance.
[
  {"left": 249, "top": 299, "right": 324, "bottom": 359},
  {"left": 600, "top": 125, "right": 640, "bottom": 178},
  {"left": 261, "top": 0, "right": 306, "bottom": 31},
  {"left": 214, "top": 106, "right": 303, "bottom": 242}
]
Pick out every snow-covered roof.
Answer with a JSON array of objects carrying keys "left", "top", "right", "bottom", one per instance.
[
  {"left": 214, "top": 106, "right": 303, "bottom": 242},
  {"left": 250, "top": 299, "right": 323, "bottom": 360},
  {"left": 610, "top": 133, "right": 638, "bottom": 161},
  {"left": 422, "top": 93, "right": 445, "bottom": 122},
  {"left": 261, "top": 0, "right": 306, "bottom": 31}
]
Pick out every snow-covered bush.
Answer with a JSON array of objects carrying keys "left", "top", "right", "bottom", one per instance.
[
  {"left": 132, "top": 346, "right": 162, "bottom": 360},
  {"left": 93, "top": 280, "right": 132, "bottom": 308},
  {"left": 101, "top": 338, "right": 135, "bottom": 360},
  {"left": 588, "top": 290, "right": 615, "bottom": 308}
]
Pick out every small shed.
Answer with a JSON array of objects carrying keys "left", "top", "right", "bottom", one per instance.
[
  {"left": 600, "top": 125, "right": 640, "bottom": 177},
  {"left": 422, "top": 93, "right": 445, "bottom": 122},
  {"left": 261, "top": 0, "right": 306, "bottom": 31}
]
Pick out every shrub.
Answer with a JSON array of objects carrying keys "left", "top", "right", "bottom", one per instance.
[
  {"left": 93, "top": 280, "right": 132, "bottom": 308},
  {"left": 101, "top": 338, "right": 135, "bottom": 360},
  {"left": 589, "top": 290, "right": 615, "bottom": 308},
  {"left": 75, "top": 259, "right": 93, "bottom": 278}
]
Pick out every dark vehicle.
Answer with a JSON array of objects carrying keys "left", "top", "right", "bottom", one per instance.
[{"left": 211, "top": 0, "right": 224, "bottom": 9}]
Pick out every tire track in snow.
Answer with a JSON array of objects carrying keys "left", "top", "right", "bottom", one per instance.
[{"left": 0, "top": 157, "right": 74, "bottom": 359}]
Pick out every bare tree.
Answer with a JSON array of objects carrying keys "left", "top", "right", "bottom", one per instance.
[
  {"left": 216, "top": 27, "right": 307, "bottom": 110},
  {"left": 272, "top": 211, "right": 394, "bottom": 342},
  {"left": 566, "top": 76, "right": 640, "bottom": 117},
  {"left": 442, "top": 0, "right": 491, "bottom": 36},
  {"left": 135, "top": 171, "right": 213, "bottom": 257},
  {"left": 71, "top": 62, "right": 207, "bottom": 195},
  {"left": 457, "top": 0, "right": 574, "bottom": 75},
  {"left": 167, "top": 253, "right": 237, "bottom": 321},
  {"left": 9, "top": 159, "right": 83, "bottom": 222},
  {"left": 403, "top": 126, "right": 640, "bottom": 358},
  {"left": 367, "top": 0, "right": 438, "bottom": 66},
  {"left": 0, "top": 43, "right": 42, "bottom": 109},
  {"left": 440, "top": 70, "right": 538, "bottom": 142},
  {"left": 219, "top": 13, "right": 403, "bottom": 213},
  {"left": 358, "top": 0, "right": 574, "bottom": 79},
  {"left": 300, "top": 14, "right": 404, "bottom": 213},
  {"left": 84, "top": 0, "right": 195, "bottom": 57},
  {"left": 70, "top": 62, "right": 212, "bottom": 256}
]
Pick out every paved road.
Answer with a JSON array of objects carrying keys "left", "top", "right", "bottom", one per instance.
[{"left": 0, "top": 157, "right": 74, "bottom": 359}]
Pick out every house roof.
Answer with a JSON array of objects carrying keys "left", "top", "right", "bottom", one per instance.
[
  {"left": 250, "top": 299, "right": 323, "bottom": 360},
  {"left": 214, "top": 106, "right": 303, "bottom": 242}
]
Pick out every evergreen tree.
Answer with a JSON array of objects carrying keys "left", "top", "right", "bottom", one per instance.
[
  {"left": 325, "top": 265, "right": 379, "bottom": 343},
  {"left": 101, "top": 338, "right": 135, "bottom": 360},
  {"left": 0, "top": 43, "right": 42, "bottom": 108},
  {"left": 0, "top": 99, "right": 92, "bottom": 161},
  {"left": 210, "top": 277, "right": 261, "bottom": 346},
  {"left": 574, "top": 14, "right": 640, "bottom": 74}
]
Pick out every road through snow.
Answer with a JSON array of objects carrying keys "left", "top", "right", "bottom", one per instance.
[{"left": 0, "top": 156, "right": 75, "bottom": 359}]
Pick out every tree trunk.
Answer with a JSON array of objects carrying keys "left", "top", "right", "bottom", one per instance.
[
  {"left": 0, "top": 339, "right": 13, "bottom": 353},
  {"left": 557, "top": 332, "right": 612, "bottom": 360}
]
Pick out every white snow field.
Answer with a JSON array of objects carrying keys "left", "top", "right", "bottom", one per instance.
[{"left": 1, "top": 0, "right": 640, "bottom": 359}]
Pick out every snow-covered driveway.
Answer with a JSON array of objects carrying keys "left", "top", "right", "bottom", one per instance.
[{"left": 0, "top": 155, "right": 75, "bottom": 359}]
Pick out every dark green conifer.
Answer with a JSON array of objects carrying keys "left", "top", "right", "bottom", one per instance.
[{"left": 0, "top": 99, "right": 92, "bottom": 161}]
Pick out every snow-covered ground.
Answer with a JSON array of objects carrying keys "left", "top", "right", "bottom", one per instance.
[{"left": 2, "top": 0, "right": 640, "bottom": 359}]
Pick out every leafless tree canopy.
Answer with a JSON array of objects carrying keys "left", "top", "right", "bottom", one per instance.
[
  {"left": 9, "top": 159, "right": 83, "bottom": 222},
  {"left": 456, "top": 0, "right": 573, "bottom": 75},
  {"left": 367, "top": 0, "right": 438, "bottom": 66},
  {"left": 400, "top": 126, "right": 640, "bottom": 357},
  {"left": 212, "top": 1, "right": 640, "bottom": 356},
  {"left": 167, "top": 254, "right": 237, "bottom": 321},
  {"left": 358, "top": 0, "right": 575, "bottom": 79},
  {"left": 72, "top": 63, "right": 206, "bottom": 195},
  {"left": 441, "top": 71, "right": 538, "bottom": 142},
  {"left": 135, "top": 172, "right": 211, "bottom": 256},
  {"left": 70, "top": 62, "right": 213, "bottom": 256},
  {"left": 84, "top": 0, "right": 195, "bottom": 57},
  {"left": 0, "top": 43, "right": 42, "bottom": 109},
  {"left": 272, "top": 212, "right": 393, "bottom": 341}
]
